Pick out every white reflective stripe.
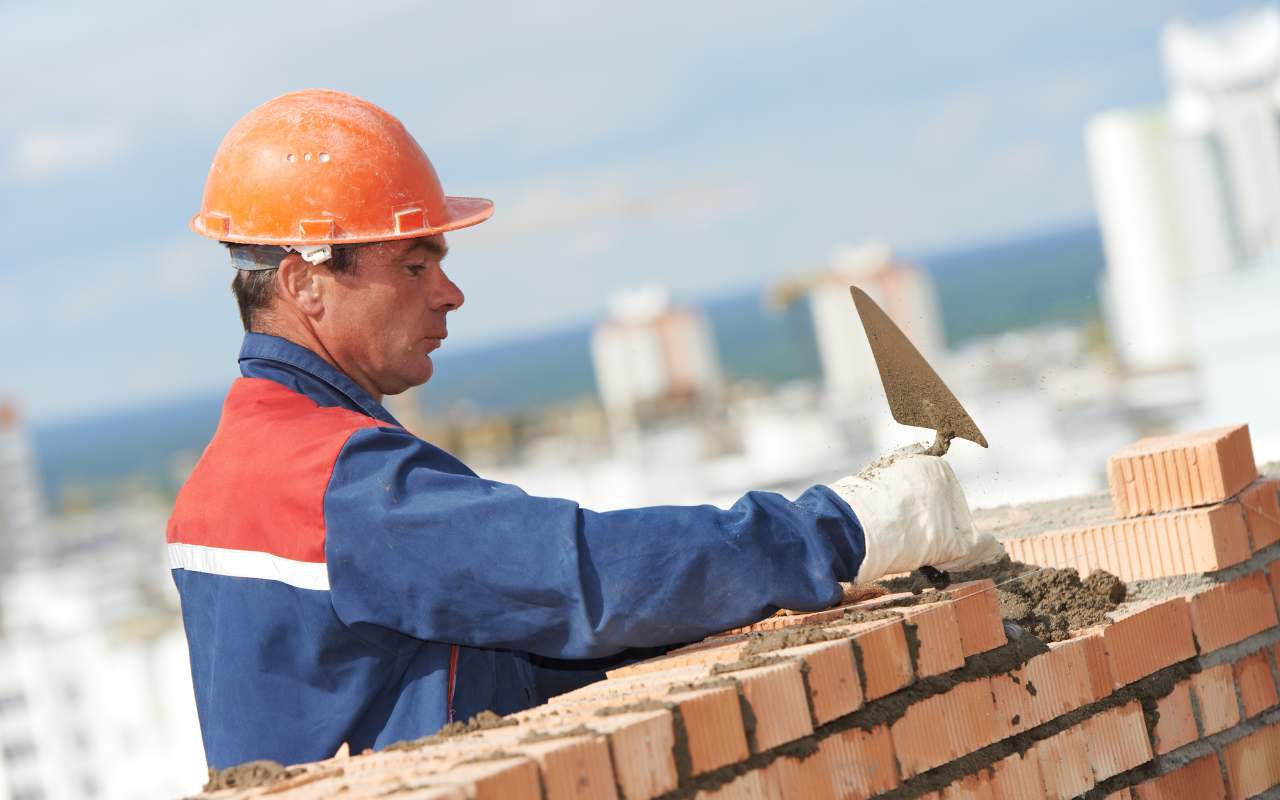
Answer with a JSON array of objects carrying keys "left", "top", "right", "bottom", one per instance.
[{"left": 167, "top": 542, "right": 330, "bottom": 591}]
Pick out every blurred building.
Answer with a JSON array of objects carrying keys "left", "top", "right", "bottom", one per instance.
[
  {"left": 1086, "top": 6, "right": 1280, "bottom": 450},
  {"left": 590, "top": 285, "right": 723, "bottom": 432},
  {"left": 1086, "top": 110, "right": 1193, "bottom": 373},
  {"left": 0, "top": 490, "right": 206, "bottom": 799},
  {"left": 1088, "top": 6, "right": 1280, "bottom": 375},
  {"left": 810, "top": 242, "right": 944, "bottom": 411},
  {"left": 0, "top": 401, "right": 47, "bottom": 570},
  {"left": 1165, "top": 6, "right": 1280, "bottom": 272}
]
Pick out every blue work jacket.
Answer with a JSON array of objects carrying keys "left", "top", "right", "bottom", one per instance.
[{"left": 168, "top": 333, "right": 866, "bottom": 769}]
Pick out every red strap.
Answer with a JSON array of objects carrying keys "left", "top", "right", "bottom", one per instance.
[{"left": 446, "top": 645, "right": 460, "bottom": 723}]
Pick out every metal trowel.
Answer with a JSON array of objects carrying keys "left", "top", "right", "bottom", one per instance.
[
  {"left": 850, "top": 285, "right": 988, "bottom": 589},
  {"left": 849, "top": 286, "right": 987, "bottom": 456}
]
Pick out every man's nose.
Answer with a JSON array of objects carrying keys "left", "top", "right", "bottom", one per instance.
[{"left": 432, "top": 266, "right": 465, "bottom": 312}]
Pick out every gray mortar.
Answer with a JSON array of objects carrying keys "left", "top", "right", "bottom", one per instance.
[
  {"left": 456, "top": 749, "right": 523, "bottom": 766},
  {"left": 901, "top": 621, "right": 922, "bottom": 675},
  {"left": 518, "top": 723, "right": 594, "bottom": 744},
  {"left": 739, "top": 624, "right": 848, "bottom": 657},
  {"left": 202, "top": 760, "right": 297, "bottom": 792},
  {"left": 383, "top": 710, "right": 517, "bottom": 753},
  {"left": 1267, "top": 646, "right": 1280, "bottom": 705},
  {"left": 709, "top": 654, "right": 786, "bottom": 675},
  {"left": 972, "top": 490, "right": 1115, "bottom": 542}
]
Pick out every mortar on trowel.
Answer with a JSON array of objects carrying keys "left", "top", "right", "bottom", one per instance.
[{"left": 849, "top": 286, "right": 989, "bottom": 590}]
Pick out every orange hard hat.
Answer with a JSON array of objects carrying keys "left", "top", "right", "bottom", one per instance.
[{"left": 191, "top": 89, "right": 492, "bottom": 246}]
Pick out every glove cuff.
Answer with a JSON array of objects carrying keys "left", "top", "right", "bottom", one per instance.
[{"left": 828, "top": 476, "right": 898, "bottom": 583}]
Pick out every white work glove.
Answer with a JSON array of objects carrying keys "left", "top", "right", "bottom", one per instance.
[{"left": 828, "top": 453, "right": 1004, "bottom": 584}]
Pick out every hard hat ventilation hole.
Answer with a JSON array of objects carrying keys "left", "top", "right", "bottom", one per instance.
[
  {"left": 286, "top": 153, "right": 297, "bottom": 163},
  {"left": 318, "top": 152, "right": 331, "bottom": 163},
  {"left": 304, "top": 152, "right": 313, "bottom": 162}
]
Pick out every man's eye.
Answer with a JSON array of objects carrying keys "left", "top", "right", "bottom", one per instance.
[{"left": 406, "top": 265, "right": 426, "bottom": 276}]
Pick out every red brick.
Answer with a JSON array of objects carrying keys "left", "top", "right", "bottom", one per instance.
[
  {"left": 1082, "top": 701, "right": 1153, "bottom": 781},
  {"left": 719, "top": 605, "right": 849, "bottom": 636},
  {"left": 1151, "top": 680, "right": 1197, "bottom": 754},
  {"left": 1077, "top": 631, "right": 1116, "bottom": 701},
  {"left": 402, "top": 757, "right": 543, "bottom": 800},
  {"left": 941, "top": 772, "right": 997, "bottom": 799},
  {"left": 989, "top": 751, "right": 1046, "bottom": 799},
  {"left": 588, "top": 710, "right": 679, "bottom": 799},
  {"left": 1187, "top": 571, "right": 1279, "bottom": 653},
  {"left": 991, "top": 642, "right": 1095, "bottom": 734},
  {"left": 774, "top": 639, "right": 862, "bottom": 725},
  {"left": 669, "top": 687, "right": 750, "bottom": 776},
  {"left": 818, "top": 724, "right": 899, "bottom": 798},
  {"left": 762, "top": 753, "right": 835, "bottom": 800},
  {"left": 948, "top": 580, "right": 1008, "bottom": 657},
  {"left": 1190, "top": 663, "right": 1241, "bottom": 736},
  {"left": 890, "top": 679, "right": 998, "bottom": 778},
  {"left": 1233, "top": 650, "right": 1279, "bottom": 718},
  {"left": 1005, "top": 503, "right": 1251, "bottom": 582},
  {"left": 900, "top": 601, "right": 966, "bottom": 677},
  {"left": 847, "top": 618, "right": 914, "bottom": 700},
  {"left": 607, "top": 639, "right": 747, "bottom": 679},
  {"left": 1220, "top": 721, "right": 1280, "bottom": 800},
  {"left": 732, "top": 660, "right": 813, "bottom": 751},
  {"left": 517, "top": 735, "right": 619, "bottom": 800},
  {"left": 1108, "top": 425, "right": 1257, "bottom": 517},
  {"left": 1032, "top": 724, "right": 1094, "bottom": 800},
  {"left": 549, "top": 663, "right": 706, "bottom": 706},
  {"left": 396, "top": 788, "right": 466, "bottom": 800},
  {"left": 1239, "top": 479, "right": 1280, "bottom": 550},
  {"left": 1133, "top": 754, "right": 1226, "bottom": 800},
  {"left": 693, "top": 770, "right": 765, "bottom": 800},
  {"left": 1094, "top": 598, "right": 1196, "bottom": 688}
]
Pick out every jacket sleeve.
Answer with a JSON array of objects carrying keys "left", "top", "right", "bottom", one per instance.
[{"left": 324, "top": 426, "right": 866, "bottom": 660}]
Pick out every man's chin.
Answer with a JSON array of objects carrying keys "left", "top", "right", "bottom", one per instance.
[{"left": 412, "top": 355, "right": 434, "bottom": 387}]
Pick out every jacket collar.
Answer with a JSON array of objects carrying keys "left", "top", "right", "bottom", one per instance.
[{"left": 238, "top": 333, "right": 402, "bottom": 426}]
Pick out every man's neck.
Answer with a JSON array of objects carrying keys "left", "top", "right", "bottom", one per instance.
[{"left": 249, "top": 319, "right": 383, "bottom": 403}]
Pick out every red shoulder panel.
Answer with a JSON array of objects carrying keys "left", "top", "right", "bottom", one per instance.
[{"left": 167, "top": 378, "right": 381, "bottom": 562}]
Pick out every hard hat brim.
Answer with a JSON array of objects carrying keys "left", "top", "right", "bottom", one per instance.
[{"left": 189, "top": 195, "right": 494, "bottom": 245}]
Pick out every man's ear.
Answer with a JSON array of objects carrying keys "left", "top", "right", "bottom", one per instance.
[{"left": 276, "top": 253, "right": 325, "bottom": 318}]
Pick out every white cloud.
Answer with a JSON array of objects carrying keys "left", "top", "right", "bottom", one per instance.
[
  {"left": 476, "top": 168, "right": 762, "bottom": 243},
  {"left": 38, "top": 237, "right": 225, "bottom": 327},
  {"left": 913, "top": 96, "right": 989, "bottom": 156},
  {"left": 990, "top": 141, "right": 1052, "bottom": 181},
  {"left": 10, "top": 123, "right": 127, "bottom": 181}
]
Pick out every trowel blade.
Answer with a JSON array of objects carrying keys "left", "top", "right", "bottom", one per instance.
[{"left": 849, "top": 286, "right": 988, "bottom": 449}]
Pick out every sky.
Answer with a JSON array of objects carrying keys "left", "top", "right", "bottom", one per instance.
[{"left": 0, "top": 0, "right": 1246, "bottom": 422}]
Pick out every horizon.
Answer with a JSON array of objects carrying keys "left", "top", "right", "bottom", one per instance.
[{"left": 21, "top": 218, "right": 1102, "bottom": 429}]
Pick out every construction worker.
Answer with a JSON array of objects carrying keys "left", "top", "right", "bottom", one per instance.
[{"left": 169, "top": 89, "right": 1004, "bottom": 770}]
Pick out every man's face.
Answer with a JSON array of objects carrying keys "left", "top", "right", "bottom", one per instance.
[{"left": 314, "top": 235, "right": 463, "bottom": 399}]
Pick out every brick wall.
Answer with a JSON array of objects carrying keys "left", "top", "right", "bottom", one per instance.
[{"left": 202, "top": 424, "right": 1280, "bottom": 800}]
